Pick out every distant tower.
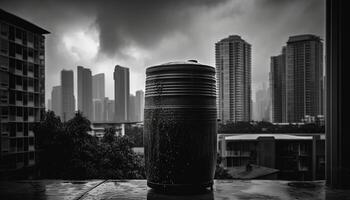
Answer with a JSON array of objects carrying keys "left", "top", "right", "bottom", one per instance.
[
  {"left": 61, "top": 70, "right": 75, "bottom": 121},
  {"left": 114, "top": 65, "right": 130, "bottom": 122},
  {"left": 285, "top": 35, "right": 323, "bottom": 122},
  {"left": 92, "top": 73, "right": 105, "bottom": 100},
  {"left": 92, "top": 73, "right": 105, "bottom": 122},
  {"left": 77, "top": 66, "right": 93, "bottom": 120},
  {"left": 51, "top": 85, "right": 62, "bottom": 117},
  {"left": 216, "top": 35, "right": 252, "bottom": 123},
  {"left": 135, "top": 90, "right": 145, "bottom": 122},
  {"left": 270, "top": 47, "right": 286, "bottom": 123}
]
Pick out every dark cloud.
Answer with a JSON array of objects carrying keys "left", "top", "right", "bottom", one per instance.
[
  {"left": 0, "top": 0, "right": 325, "bottom": 101},
  {"left": 93, "top": 0, "right": 227, "bottom": 57}
]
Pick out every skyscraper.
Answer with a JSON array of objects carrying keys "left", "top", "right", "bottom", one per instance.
[
  {"left": 255, "top": 84, "right": 271, "bottom": 122},
  {"left": 0, "top": 9, "right": 49, "bottom": 171},
  {"left": 92, "top": 73, "right": 104, "bottom": 122},
  {"left": 114, "top": 65, "right": 129, "bottom": 122},
  {"left": 216, "top": 35, "right": 251, "bottom": 123},
  {"left": 270, "top": 35, "right": 323, "bottom": 123},
  {"left": 270, "top": 47, "right": 286, "bottom": 123},
  {"left": 285, "top": 35, "right": 323, "bottom": 122},
  {"left": 135, "top": 90, "right": 144, "bottom": 122},
  {"left": 92, "top": 73, "right": 105, "bottom": 100},
  {"left": 77, "top": 66, "right": 92, "bottom": 120},
  {"left": 61, "top": 70, "right": 75, "bottom": 121},
  {"left": 51, "top": 85, "right": 61, "bottom": 117}
]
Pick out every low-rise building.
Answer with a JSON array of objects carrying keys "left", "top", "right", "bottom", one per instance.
[{"left": 218, "top": 133, "right": 325, "bottom": 180}]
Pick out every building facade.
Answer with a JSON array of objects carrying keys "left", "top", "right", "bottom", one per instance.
[
  {"left": 114, "top": 65, "right": 129, "bottom": 122},
  {"left": 0, "top": 9, "right": 49, "bottom": 172},
  {"left": 216, "top": 35, "right": 251, "bottom": 123},
  {"left": 61, "top": 69, "right": 75, "bottom": 121}
]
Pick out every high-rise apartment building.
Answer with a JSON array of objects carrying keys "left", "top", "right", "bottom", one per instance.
[
  {"left": 114, "top": 65, "right": 129, "bottom": 122},
  {"left": 0, "top": 9, "right": 49, "bottom": 172},
  {"left": 255, "top": 84, "right": 271, "bottom": 122},
  {"left": 216, "top": 35, "right": 251, "bottom": 123},
  {"left": 270, "top": 47, "right": 286, "bottom": 123},
  {"left": 92, "top": 73, "right": 105, "bottom": 100},
  {"left": 286, "top": 35, "right": 323, "bottom": 122},
  {"left": 270, "top": 35, "right": 323, "bottom": 123},
  {"left": 92, "top": 73, "right": 104, "bottom": 122},
  {"left": 51, "top": 85, "right": 61, "bottom": 117},
  {"left": 135, "top": 90, "right": 144, "bottom": 122},
  {"left": 61, "top": 69, "right": 75, "bottom": 121},
  {"left": 77, "top": 66, "right": 92, "bottom": 120}
]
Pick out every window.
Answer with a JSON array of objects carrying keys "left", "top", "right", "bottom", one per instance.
[
  {"left": 28, "top": 48, "right": 33, "bottom": 58},
  {"left": 28, "top": 63, "right": 33, "bottom": 74},
  {"left": 9, "top": 42, "right": 15, "bottom": 57},
  {"left": 16, "top": 107, "right": 22, "bottom": 117},
  {"left": 0, "top": 55, "right": 9, "bottom": 70},
  {"left": 0, "top": 39, "right": 8, "bottom": 55},
  {"left": 15, "top": 44, "right": 22, "bottom": 56},
  {"left": 0, "top": 23, "right": 9, "bottom": 38},
  {"left": 27, "top": 32, "right": 33, "bottom": 45},
  {"left": 15, "top": 28, "right": 22, "bottom": 40},
  {"left": 16, "top": 76, "right": 22, "bottom": 86},
  {"left": 15, "top": 60, "right": 22, "bottom": 71},
  {"left": 17, "top": 123, "right": 23, "bottom": 132},
  {"left": 0, "top": 90, "right": 8, "bottom": 104},
  {"left": 0, "top": 71, "right": 9, "bottom": 88},
  {"left": 16, "top": 91, "right": 22, "bottom": 102},
  {"left": 8, "top": 26, "right": 14, "bottom": 41}
]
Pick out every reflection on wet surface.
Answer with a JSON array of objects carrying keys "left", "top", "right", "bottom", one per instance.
[{"left": 1, "top": 180, "right": 350, "bottom": 200}]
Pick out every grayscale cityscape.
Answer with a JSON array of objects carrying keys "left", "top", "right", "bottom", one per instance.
[{"left": 0, "top": 0, "right": 349, "bottom": 199}]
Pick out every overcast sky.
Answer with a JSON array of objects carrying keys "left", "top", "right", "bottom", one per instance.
[{"left": 0, "top": 0, "right": 325, "bottom": 102}]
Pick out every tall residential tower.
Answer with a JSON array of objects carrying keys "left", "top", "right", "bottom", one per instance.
[
  {"left": 77, "top": 66, "right": 92, "bottom": 120},
  {"left": 61, "top": 69, "right": 75, "bottom": 121},
  {"left": 270, "top": 35, "right": 323, "bottom": 123},
  {"left": 216, "top": 35, "right": 251, "bottom": 123},
  {"left": 114, "top": 65, "right": 130, "bottom": 122}
]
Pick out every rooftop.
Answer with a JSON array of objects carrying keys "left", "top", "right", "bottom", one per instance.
[
  {"left": 224, "top": 133, "right": 318, "bottom": 141},
  {"left": 1, "top": 180, "right": 349, "bottom": 200},
  {"left": 0, "top": 9, "right": 50, "bottom": 34}
]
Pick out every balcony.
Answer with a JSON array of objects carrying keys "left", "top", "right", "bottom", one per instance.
[{"left": 0, "top": 180, "right": 349, "bottom": 200}]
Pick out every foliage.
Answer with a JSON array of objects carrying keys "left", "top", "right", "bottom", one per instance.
[
  {"left": 125, "top": 125, "right": 143, "bottom": 147},
  {"left": 34, "top": 111, "right": 145, "bottom": 179}
]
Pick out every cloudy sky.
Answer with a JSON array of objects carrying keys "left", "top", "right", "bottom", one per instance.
[{"left": 0, "top": 0, "right": 325, "bottom": 102}]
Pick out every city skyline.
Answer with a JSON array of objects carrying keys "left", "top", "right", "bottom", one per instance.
[{"left": 0, "top": 0, "right": 325, "bottom": 102}]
